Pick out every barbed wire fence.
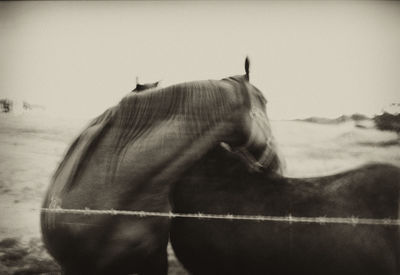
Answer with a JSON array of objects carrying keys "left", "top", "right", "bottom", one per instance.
[{"left": 40, "top": 207, "right": 400, "bottom": 226}]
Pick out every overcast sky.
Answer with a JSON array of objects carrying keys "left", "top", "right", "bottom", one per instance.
[{"left": 1, "top": 1, "right": 399, "bottom": 119}]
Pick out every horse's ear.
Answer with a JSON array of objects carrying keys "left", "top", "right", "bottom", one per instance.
[
  {"left": 136, "top": 76, "right": 139, "bottom": 85},
  {"left": 245, "top": 56, "right": 250, "bottom": 81}
]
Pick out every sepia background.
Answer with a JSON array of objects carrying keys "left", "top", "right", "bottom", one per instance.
[{"left": 0, "top": 1, "right": 399, "bottom": 274}]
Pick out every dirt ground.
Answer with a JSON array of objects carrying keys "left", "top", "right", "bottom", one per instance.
[{"left": 1, "top": 112, "right": 399, "bottom": 274}]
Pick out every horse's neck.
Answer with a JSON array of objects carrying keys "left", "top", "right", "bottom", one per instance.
[
  {"left": 55, "top": 113, "right": 239, "bottom": 211},
  {"left": 51, "top": 80, "right": 253, "bottom": 210}
]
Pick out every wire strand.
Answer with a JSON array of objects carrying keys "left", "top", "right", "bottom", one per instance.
[{"left": 41, "top": 208, "right": 400, "bottom": 226}]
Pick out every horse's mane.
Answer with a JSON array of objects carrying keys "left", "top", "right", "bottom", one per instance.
[
  {"left": 52, "top": 106, "right": 117, "bottom": 190},
  {"left": 110, "top": 79, "right": 244, "bottom": 164},
  {"left": 52, "top": 75, "right": 283, "bottom": 192},
  {"left": 52, "top": 77, "right": 248, "bottom": 191}
]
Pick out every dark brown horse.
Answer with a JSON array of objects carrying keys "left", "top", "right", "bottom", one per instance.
[
  {"left": 170, "top": 129, "right": 400, "bottom": 274},
  {"left": 41, "top": 58, "right": 272, "bottom": 274}
]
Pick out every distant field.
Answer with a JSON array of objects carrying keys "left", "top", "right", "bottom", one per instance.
[
  {"left": 0, "top": 113, "right": 399, "bottom": 274},
  {"left": 272, "top": 120, "right": 400, "bottom": 176}
]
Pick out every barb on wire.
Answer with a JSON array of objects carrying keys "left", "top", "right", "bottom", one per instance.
[{"left": 40, "top": 207, "right": 400, "bottom": 226}]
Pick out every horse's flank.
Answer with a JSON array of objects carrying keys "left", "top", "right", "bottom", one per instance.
[{"left": 170, "top": 143, "right": 400, "bottom": 275}]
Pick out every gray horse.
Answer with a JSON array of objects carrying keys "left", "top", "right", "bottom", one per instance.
[{"left": 41, "top": 58, "right": 272, "bottom": 274}]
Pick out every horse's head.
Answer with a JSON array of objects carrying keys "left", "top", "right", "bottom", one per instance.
[
  {"left": 221, "top": 57, "right": 281, "bottom": 174},
  {"left": 132, "top": 77, "right": 160, "bottom": 92}
]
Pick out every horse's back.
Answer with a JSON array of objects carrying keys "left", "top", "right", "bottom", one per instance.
[
  {"left": 314, "top": 163, "right": 400, "bottom": 218},
  {"left": 170, "top": 158, "right": 400, "bottom": 275}
]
